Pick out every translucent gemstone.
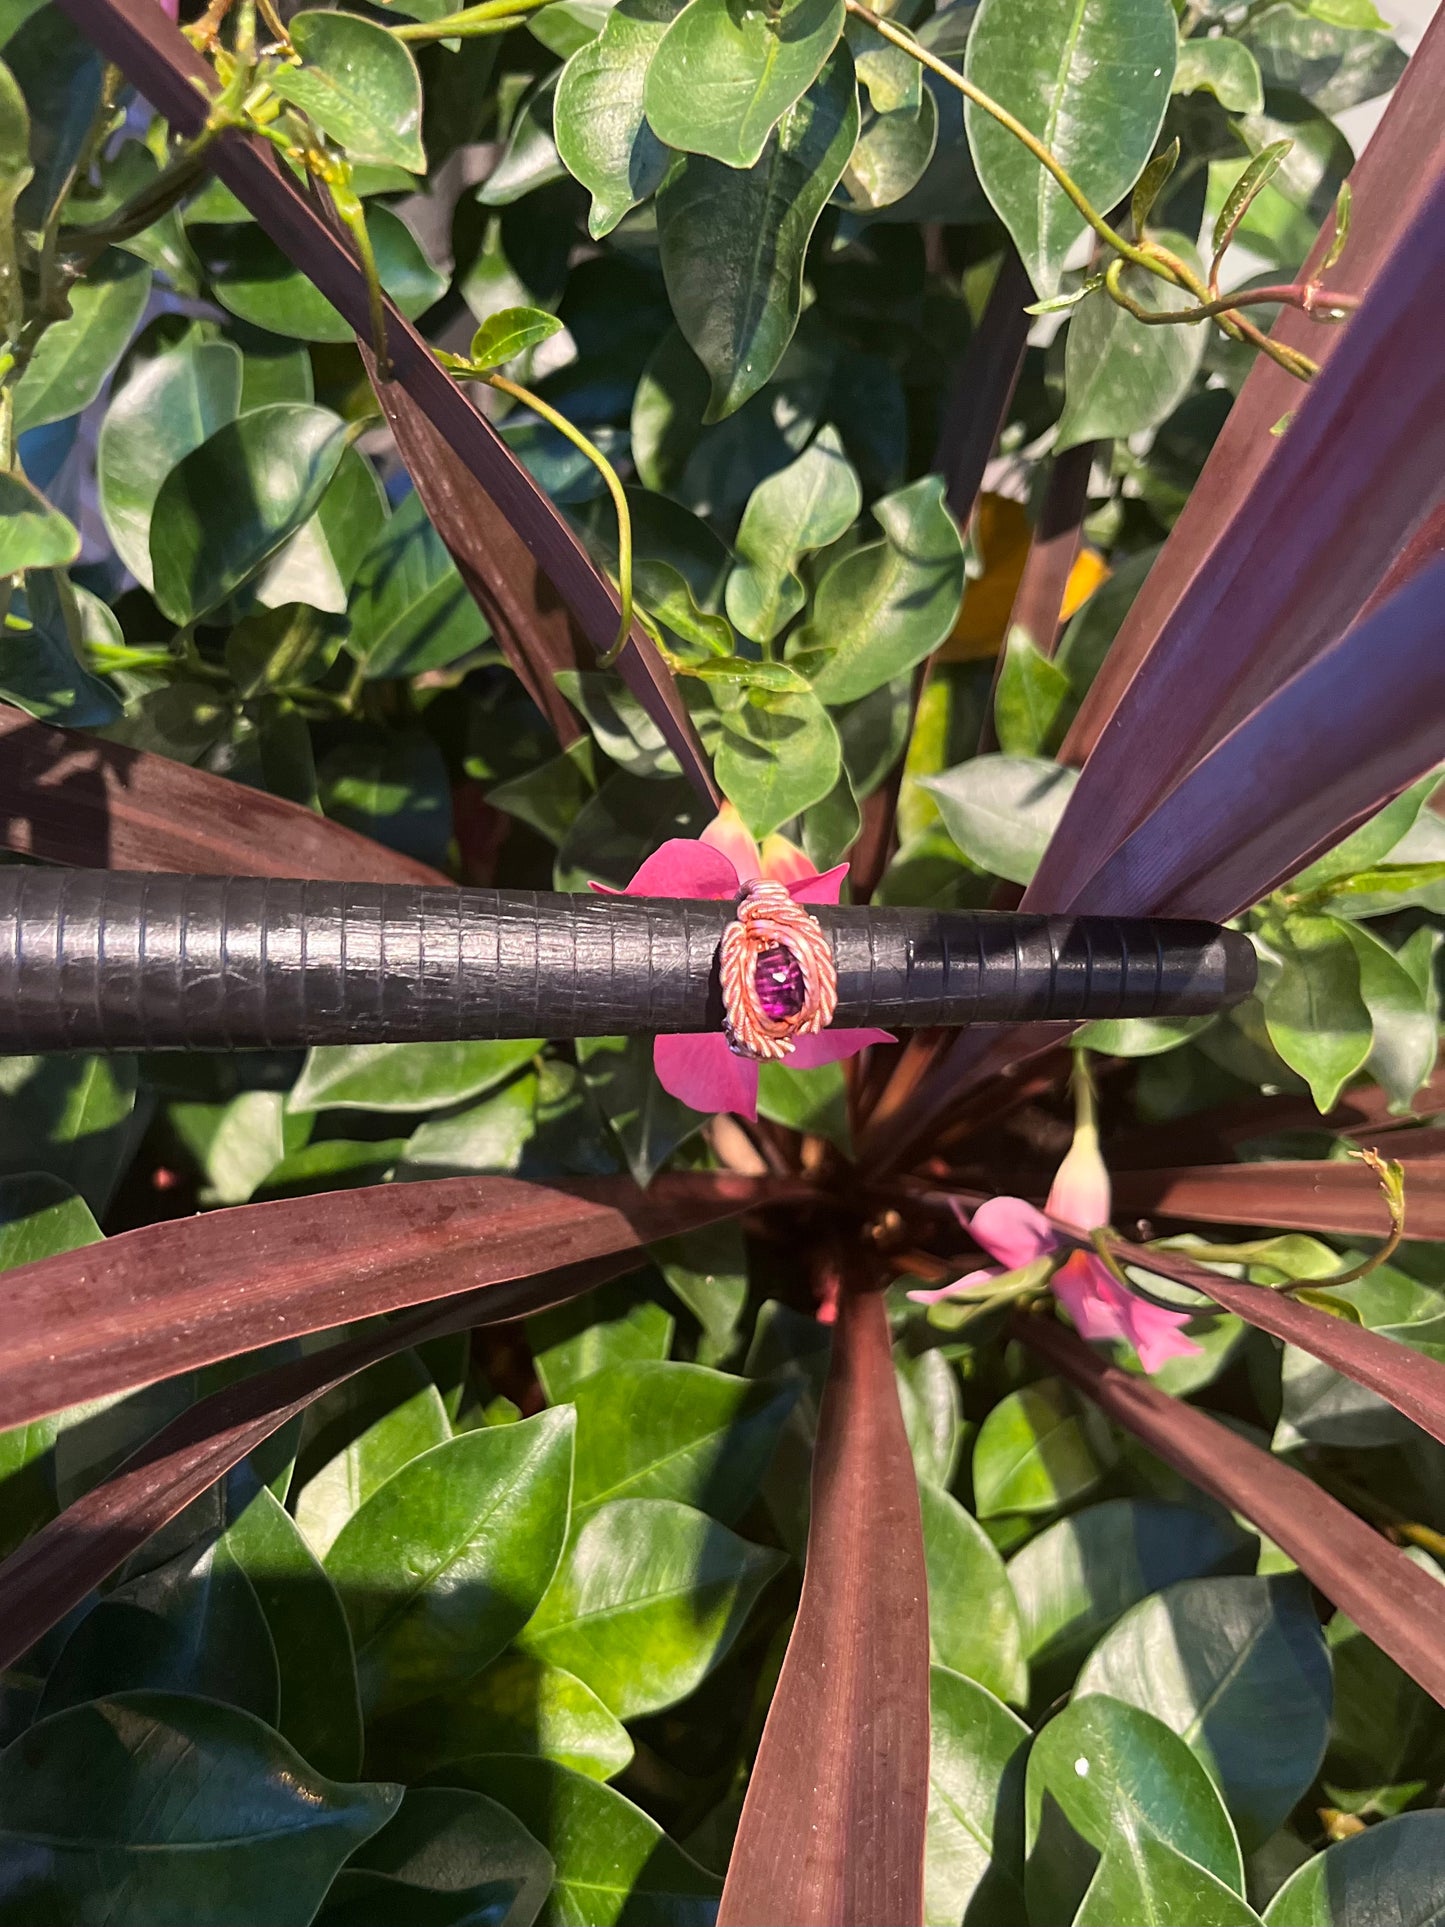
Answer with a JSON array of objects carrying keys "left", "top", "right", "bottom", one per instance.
[{"left": 755, "top": 944, "right": 805, "bottom": 1021}]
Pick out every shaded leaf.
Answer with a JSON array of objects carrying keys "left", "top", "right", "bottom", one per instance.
[
  {"left": 1263, "top": 1810, "right": 1445, "bottom": 1925},
  {"left": 205, "top": 210, "right": 446, "bottom": 342},
  {"left": 714, "top": 684, "right": 842, "bottom": 837},
  {"left": 0, "top": 574, "right": 120, "bottom": 726},
  {"left": 924, "top": 1666, "right": 1028, "bottom": 1927},
  {"left": 1172, "top": 37, "right": 1264, "bottom": 113},
  {"left": 973, "top": 1377, "right": 1111, "bottom": 1517},
  {"left": 13, "top": 250, "right": 149, "bottom": 434},
  {"left": 922, "top": 752, "right": 1076, "bottom": 885},
  {"left": 726, "top": 426, "right": 861, "bottom": 645},
  {"left": 918, "top": 1477, "right": 1026, "bottom": 1705},
  {"left": 293, "top": 1353, "right": 450, "bottom": 1560},
  {"left": 317, "top": 1786, "right": 553, "bottom": 1927},
  {"left": 1077, "top": 1833, "right": 1265, "bottom": 1926},
  {"left": 0, "top": 474, "right": 78, "bottom": 574},
  {"left": 1057, "top": 235, "right": 1209, "bottom": 451}
]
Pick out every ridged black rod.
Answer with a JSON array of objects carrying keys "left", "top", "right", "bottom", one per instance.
[{"left": 0, "top": 870, "right": 1256, "bottom": 1053}]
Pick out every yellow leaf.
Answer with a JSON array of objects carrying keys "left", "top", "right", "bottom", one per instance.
[{"left": 940, "top": 494, "right": 1111, "bottom": 661}]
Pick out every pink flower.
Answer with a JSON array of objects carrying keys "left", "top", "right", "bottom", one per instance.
[
  {"left": 593, "top": 805, "right": 894, "bottom": 1121},
  {"left": 909, "top": 1112, "right": 1200, "bottom": 1375}
]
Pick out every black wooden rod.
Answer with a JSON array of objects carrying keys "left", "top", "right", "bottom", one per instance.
[{"left": 0, "top": 870, "right": 1255, "bottom": 1052}]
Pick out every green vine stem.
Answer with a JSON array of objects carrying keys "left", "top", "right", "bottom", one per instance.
[
  {"left": 1102, "top": 256, "right": 1357, "bottom": 329},
  {"left": 390, "top": 0, "right": 556, "bottom": 44}
]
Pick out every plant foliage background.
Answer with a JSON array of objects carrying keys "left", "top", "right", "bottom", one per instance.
[{"left": 0, "top": 0, "right": 1443, "bottom": 1918}]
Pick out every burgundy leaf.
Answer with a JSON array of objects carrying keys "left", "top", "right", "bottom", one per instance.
[
  {"left": 0, "top": 1250, "right": 638, "bottom": 1675},
  {"left": 55, "top": 0, "right": 717, "bottom": 808},
  {"left": 0, "top": 704, "right": 444, "bottom": 882},
  {"left": 1030, "top": 165, "right": 1445, "bottom": 909},
  {"left": 0, "top": 1172, "right": 796, "bottom": 1432},
  {"left": 1112, "top": 1158, "right": 1445, "bottom": 1241},
  {"left": 720, "top": 1281, "right": 929, "bottom": 1927},
  {"left": 934, "top": 247, "right": 1032, "bottom": 524},
  {"left": 1060, "top": 6, "right": 1445, "bottom": 768},
  {"left": 1016, "top": 1312, "right": 1445, "bottom": 1709}
]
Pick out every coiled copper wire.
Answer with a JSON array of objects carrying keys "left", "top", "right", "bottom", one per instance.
[{"left": 718, "top": 879, "right": 838, "bottom": 1061}]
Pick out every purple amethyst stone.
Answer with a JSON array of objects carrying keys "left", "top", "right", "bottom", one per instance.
[{"left": 755, "top": 944, "right": 806, "bottom": 1022}]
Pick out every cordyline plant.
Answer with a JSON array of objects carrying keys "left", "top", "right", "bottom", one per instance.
[{"left": 0, "top": 0, "right": 1444, "bottom": 1917}]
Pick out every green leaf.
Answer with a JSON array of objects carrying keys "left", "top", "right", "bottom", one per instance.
[
  {"left": 1340, "top": 921, "right": 1438, "bottom": 1112},
  {"left": 972, "top": 1377, "right": 1112, "bottom": 1518},
  {"left": 921, "top": 753, "right": 1077, "bottom": 885},
  {"left": 793, "top": 474, "right": 966, "bottom": 705},
  {"left": 835, "top": 87, "right": 938, "bottom": 211},
  {"left": 558, "top": 0, "right": 682, "bottom": 236},
  {"left": 254, "top": 444, "right": 389, "bottom": 618},
  {"left": 530, "top": 0, "right": 613, "bottom": 56},
  {"left": 919, "top": 1479, "right": 1027, "bottom": 1704},
  {"left": 317, "top": 1786, "right": 553, "bottom": 1927},
  {"left": 1057, "top": 233, "right": 1208, "bottom": 450},
  {"left": 757, "top": 1055, "right": 852, "bottom": 1153},
  {"left": 346, "top": 490, "right": 491, "bottom": 681},
  {"left": 469, "top": 306, "right": 563, "bottom": 373},
  {"left": 925, "top": 1666, "right": 1029, "bottom": 1927},
  {"left": 1292, "top": 775, "right": 1441, "bottom": 891},
  {"left": 1131, "top": 138, "right": 1179, "bottom": 233},
  {"left": 1263, "top": 1811, "right": 1445, "bottom": 1925},
  {"left": 266, "top": 12, "right": 426, "bottom": 173},
  {"left": 1303, "top": 0, "right": 1389, "bottom": 29},
  {"left": 575, "top": 1034, "right": 703, "bottom": 1181},
  {"left": 318, "top": 731, "right": 453, "bottom": 868},
  {"left": 13, "top": 250, "right": 150, "bottom": 434},
  {"left": 1172, "top": 36, "right": 1265, "bottom": 113},
  {"left": 394, "top": 1073, "right": 539, "bottom": 1180},
  {"left": 365, "top": 1652, "right": 633, "bottom": 1784},
  {"left": 1077, "top": 1834, "right": 1266, "bottom": 1926},
  {"left": 715, "top": 684, "right": 842, "bottom": 837},
  {"left": 1074, "top": 1574, "right": 1333, "bottom": 1848},
  {"left": 530, "top": 1278, "right": 675, "bottom": 1404},
  {"left": 220, "top": 1470, "right": 364, "bottom": 1781},
  {"left": 294, "top": 1356, "right": 451, "bottom": 1561},
  {"left": 205, "top": 209, "right": 446, "bottom": 342},
  {"left": 0, "top": 572, "right": 119, "bottom": 726},
  {"left": 645, "top": 0, "right": 845, "bottom": 169},
  {"left": 291, "top": 1039, "right": 542, "bottom": 1114},
  {"left": 725, "top": 425, "right": 861, "bottom": 644},
  {"left": 965, "top": 0, "right": 1179, "bottom": 297},
  {"left": 0, "top": 1052, "right": 138, "bottom": 1216},
  {"left": 0, "top": 1692, "right": 397, "bottom": 1925},
  {"left": 1324, "top": 1562, "right": 1445, "bottom": 1806},
  {"left": 476, "top": 73, "right": 565, "bottom": 206},
  {"left": 554, "top": 670, "right": 682, "bottom": 780},
  {"left": 1075, "top": 1014, "right": 1214, "bottom": 1056},
  {"left": 571, "top": 1360, "right": 796, "bottom": 1523},
  {"left": 324, "top": 1409, "right": 575, "bottom": 1716},
  {"left": 0, "top": 54, "right": 32, "bottom": 342},
  {"left": 425, "top": 1756, "right": 720, "bottom": 1927},
  {"left": 519, "top": 1498, "right": 784, "bottom": 1718},
  {"left": 1007, "top": 1499, "right": 1253, "bottom": 1675},
  {"left": 1212, "top": 138, "right": 1292, "bottom": 256},
  {"left": 0, "top": 472, "right": 78, "bottom": 573},
  {"left": 1025, "top": 1694, "right": 1245, "bottom": 1926},
  {"left": 657, "top": 46, "right": 859, "bottom": 420},
  {"left": 651, "top": 1223, "right": 749, "bottom": 1367},
  {"left": 0, "top": 1170, "right": 100, "bottom": 1273},
  {"left": 994, "top": 625, "right": 1073, "bottom": 755},
  {"left": 1239, "top": 5, "right": 1406, "bottom": 116},
  {"left": 897, "top": 1347, "right": 961, "bottom": 1488},
  {"left": 97, "top": 340, "right": 243, "bottom": 590},
  {"left": 1261, "top": 912, "right": 1372, "bottom": 1112},
  {"left": 149, "top": 404, "right": 349, "bottom": 625}
]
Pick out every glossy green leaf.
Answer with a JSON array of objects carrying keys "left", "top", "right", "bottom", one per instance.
[
  {"left": 554, "top": 671, "right": 682, "bottom": 781},
  {"left": 0, "top": 1052, "right": 138, "bottom": 1216},
  {"left": 1075, "top": 1574, "right": 1332, "bottom": 1848},
  {"left": 470, "top": 305, "right": 564, "bottom": 370},
  {"left": 919, "top": 1478, "right": 1027, "bottom": 1705},
  {"left": 0, "top": 54, "right": 30, "bottom": 342},
  {"left": 793, "top": 474, "right": 965, "bottom": 704},
  {"left": 965, "top": 0, "right": 1178, "bottom": 297},
  {"left": 1077, "top": 1833, "right": 1266, "bottom": 1926},
  {"left": 1239, "top": 5, "right": 1406, "bottom": 115},
  {"left": 7, "top": 3, "right": 100, "bottom": 233},
  {"left": 570, "top": 1360, "right": 795, "bottom": 1523},
  {"left": 1339, "top": 921, "right": 1438, "bottom": 1112},
  {"left": 651, "top": 1223, "right": 749, "bottom": 1367},
  {"left": 0, "top": 1692, "right": 397, "bottom": 1925},
  {"left": 531, "top": 1279, "right": 676, "bottom": 1405},
  {"left": 0, "top": 572, "right": 119, "bottom": 726},
  {"left": 254, "top": 445, "right": 388, "bottom": 617},
  {"left": 972, "top": 1377, "right": 1112, "bottom": 1518},
  {"left": 897, "top": 1346, "right": 962, "bottom": 1488},
  {"left": 429, "top": 1755, "right": 720, "bottom": 1927},
  {"left": 757, "top": 1055, "right": 852, "bottom": 1153},
  {"left": 317, "top": 1786, "right": 553, "bottom": 1927},
  {"left": 347, "top": 490, "right": 491, "bottom": 680},
  {"left": 836, "top": 86, "right": 938, "bottom": 211},
  {"left": 392, "top": 1073, "right": 539, "bottom": 1181},
  {"left": 1261, "top": 913, "right": 1372, "bottom": 1112},
  {"left": 1172, "top": 36, "right": 1264, "bottom": 112},
  {"left": 149, "top": 404, "right": 348, "bottom": 625},
  {"left": 922, "top": 753, "right": 1077, "bottom": 885},
  {"left": 925, "top": 1666, "right": 1029, "bottom": 1927},
  {"left": 13, "top": 250, "right": 150, "bottom": 434},
  {"left": 555, "top": 0, "right": 683, "bottom": 238},
  {"left": 994, "top": 625, "right": 1072, "bottom": 754},
  {"left": 366, "top": 1652, "right": 633, "bottom": 1784},
  {"left": 725, "top": 426, "right": 861, "bottom": 644},
  {"left": 1025, "top": 1694, "right": 1244, "bottom": 1926},
  {"left": 292, "top": 1039, "right": 541, "bottom": 1114},
  {"left": 97, "top": 340, "right": 243, "bottom": 590},
  {"left": 1008, "top": 1499, "right": 1253, "bottom": 1675},
  {"left": 476, "top": 74, "right": 564, "bottom": 206},
  {"left": 266, "top": 13, "right": 425, "bottom": 173},
  {"left": 1324, "top": 1561, "right": 1445, "bottom": 1807},
  {"left": 646, "top": 0, "right": 844, "bottom": 168},
  {"left": 575, "top": 1034, "right": 703, "bottom": 1182},
  {"left": 1057, "top": 233, "right": 1208, "bottom": 449},
  {"left": 205, "top": 210, "right": 446, "bottom": 342},
  {"left": 715, "top": 684, "right": 842, "bottom": 837},
  {"left": 0, "top": 472, "right": 79, "bottom": 573},
  {"left": 220, "top": 1471, "right": 364, "bottom": 1780},
  {"left": 325, "top": 1409, "right": 575, "bottom": 1716},
  {"left": 657, "top": 47, "right": 859, "bottom": 420},
  {"left": 1212, "top": 139, "right": 1293, "bottom": 256},
  {"left": 1293, "top": 775, "right": 1441, "bottom": 890},
  {"left": 295, "top": 1359, "right": 451, "bottom": 1561},
  {"left": 518, "top": 1497, "right": 784, "bottom": 1717},
  {"left": 1263, "top": 1811, "right": 1445, "bottom": 1925},
  {"left": 0, "top": 1170, "right": 100, "bottom": 1273}
]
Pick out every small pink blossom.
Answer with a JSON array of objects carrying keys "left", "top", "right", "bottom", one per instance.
[
  {"left": 593, "top": 804, "right": 893, "bottom": 1120},
  {"left": 908, "top": 1104, "right": 1200, "bottom": 1375}
]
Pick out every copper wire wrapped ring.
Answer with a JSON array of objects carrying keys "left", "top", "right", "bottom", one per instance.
[{"left": 718, "top": 879, "right": 838, "bottom": 1061}]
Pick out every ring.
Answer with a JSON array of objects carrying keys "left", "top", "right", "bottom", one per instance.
[{"left": 719, "top": 879, "right": 838, "bottom": 1061}]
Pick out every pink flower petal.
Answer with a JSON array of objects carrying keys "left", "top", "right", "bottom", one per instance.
[
  {"left": 788, "top": 863, "right": 850, "bottom": 905},
  {"left": 906, "top": 1266, "right": 1002, "bottom": 1306},
  {"left": 968, "top": 1197, "right": 1061, "bottom": 1270},
  {"left": 700, "top": 805, "right": 763, "bottom": 883},
  {"left": 1046, "top": 1134, "right": 1112, "bottom": 1229},
  {"left": 786, "top": 1026, "right": 895, "bottom": 1070},
  {"left": 1051, "top": 1251, "right": 1201, "bottom": 1374},
  {"left": 607, "top": 839, "right": 740, "bottom": 901},
  {"left": 757, "top": 833, "right": 817, "bottom": 888},
  {"left": 654, "top": 1034, "right": 758, "bottom": 1120}
]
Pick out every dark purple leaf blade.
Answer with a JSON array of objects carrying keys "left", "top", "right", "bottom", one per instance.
[
  {"left": 1112, "top": 1159, "right": 1445, "bottom": 1242},
  {"left": 0, "top": 1172, "right": 796, "bottom": 1432},
  {"left": 0, "top": 704, "right": 444, "bottom": 882},
  {"left": 720, "top": 1284, "right": 929, "bottom": 1927},
  {"left": 1017, "top": 1311, "right": 1445, "bottom": 1709}
]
